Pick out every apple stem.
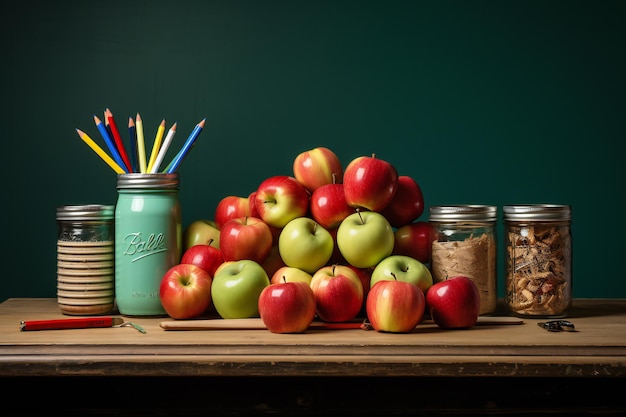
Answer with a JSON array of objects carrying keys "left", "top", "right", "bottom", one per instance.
[
  {"left": 282, "top": 276, "right": 287, "bottom": 284},
  {"left": 357, "top": 209, "right": 365, "bottom": 224},
  {"left": 390, "top": 272, "right": 398, "bottom": 281}
]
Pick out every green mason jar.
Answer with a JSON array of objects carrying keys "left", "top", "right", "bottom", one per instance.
[{"left": 115, "top": 173, "right": 181, "bottom": 316}]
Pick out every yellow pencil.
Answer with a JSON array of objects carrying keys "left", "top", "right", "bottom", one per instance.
[
  {"left": 76, "top": 128, "right": 125, "bottom": 174},
  {"left": 136, "top": 113, "right": 147, "bottom": 173},
  {"left": 146, "top": 119, "right": 166, "bottom": 173}
]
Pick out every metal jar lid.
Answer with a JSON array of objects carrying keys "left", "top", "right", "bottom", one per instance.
[
  {"left": 116, "top": 173, "right": 180, "bottom": 189},
  {"left": 503, "top": 204, "right": 571, "bottom": 221},
  {"left": 429, "top": 205, "right": 497, "bottom": 222},
  {"left": 56, "top": 204, "right": 115, "bottom": 221}
]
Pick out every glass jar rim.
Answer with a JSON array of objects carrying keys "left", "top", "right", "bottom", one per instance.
[
  {"left": 56, "top": 204, "right": 114, "bottom": 221},
  {"left": 116, "top": 173, "right": 179, "bottom": 189},
  {"left": 503, "top": 204, "right": 571, "bottom": 221},
  {"left": 429, "top": 204, "right": 497, "bottom": 222}
]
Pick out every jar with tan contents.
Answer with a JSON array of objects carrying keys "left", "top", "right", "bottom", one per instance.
[
  {"left": 56, "top": 204, "right": 115, "bottom": 315},
  {"left": 504, "top": 204, "right": 572, "bottom": 318},
  {"left": 429, "top": 205, "right": 497, "bottom": 315}
]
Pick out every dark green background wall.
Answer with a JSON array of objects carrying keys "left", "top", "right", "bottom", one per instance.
[{"left": 2, "top": 0, "right": 624, "bottom": 302}]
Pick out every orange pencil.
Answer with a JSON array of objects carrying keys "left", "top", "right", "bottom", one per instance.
[{"left": 105, "top": 108, "right": 132, "bottom": 172}]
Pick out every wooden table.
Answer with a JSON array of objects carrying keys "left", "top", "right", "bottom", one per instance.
[{"left": 2, "top": 298, "right": 625, "bottom": 416}]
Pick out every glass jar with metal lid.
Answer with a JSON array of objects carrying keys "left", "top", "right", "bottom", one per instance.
[
  {"left": 56, "top": 204, "right": 115, "bottom": 316},
  {"left": 429, "top": 205, "right": 498, "bottom": 315},
  {"left": 57, "top": 204, "right": 115, "bottom": 242},
  {"left": 504, "top": 204, "right": 572, "bottom": 318},
  {"left": 115, "top": 173, "right": 181, "bottom": 316}
]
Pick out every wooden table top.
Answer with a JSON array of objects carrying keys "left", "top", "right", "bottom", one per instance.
[{"left": 1, "top": 298, "right": 625, "bottom": 378}]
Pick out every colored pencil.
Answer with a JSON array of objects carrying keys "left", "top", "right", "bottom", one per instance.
[
  {"left": 146, "top": 119, "right": 166, "bottom": 173},
  {"left": 104, "top": 115, "right": 113, "bottom": 142},
  {"left": 105, "top": 108, "right": 132, "bottom": 172},
  {"left": 135, "top": 113, "right": 148, "bottom": 174},
  {"left": 149, "top": 122, "right": 177, "bottom": 173},
  {"left": 128, "top": 116, "right": 138, "bottom": 173},
  {"left": 93, "top": 115, "right": 128, "bottom": 173},
  {"left": 165, "top": 118, "right": 206, "bottom": 173},
  {"left": 76, "top": 129, "right": 125, "bottom": 174}
]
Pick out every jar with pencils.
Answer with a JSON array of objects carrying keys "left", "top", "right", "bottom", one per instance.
[{"left": 114, "top": 173, "right": 181, "bottom": 316}]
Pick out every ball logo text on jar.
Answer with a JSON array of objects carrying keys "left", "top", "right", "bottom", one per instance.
[{"left": 122, "top": 232, "right": 168, "bottom": 261}]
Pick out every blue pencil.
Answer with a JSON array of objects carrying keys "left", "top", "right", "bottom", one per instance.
[
  {"left": 165, "top": 118, "right": 206, "bottom": 173},
  {"left": 93, "top": 115, "right": 128, "bottom": 173}
]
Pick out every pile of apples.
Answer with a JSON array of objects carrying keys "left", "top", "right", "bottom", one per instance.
[{"left": 159, "top": 147, "right": 480, "bottom": 333}]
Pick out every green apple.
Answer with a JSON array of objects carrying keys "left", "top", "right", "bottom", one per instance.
[
  {"left": 370, "top": 255, "right": 433, "bottom": 293},
  {"left": 271, "top": 266, "right": 313, "bottom": 285},
  {"left": 278, "top": 217, "right": 334, "bottom": 274},
  {"left": 183, "top": 219, "right": 220, "bottom": 251},
  {"left": 336, "top": 210, "right": 394, "bottom": 268},
  {"left": 211, "top": 259, "right": 270, "bottom": 319}
]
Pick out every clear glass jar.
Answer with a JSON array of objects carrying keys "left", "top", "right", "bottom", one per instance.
[
  {"left": 429, "top": 205, "right": 498, "bottom": 315},
  {"left": 56, "top": 204, "right": 115, "bottom": 316},
  {"left": 57, "top": 204, "right": 115, "bottom": 243},
  {"left": 115, "top": 173, "right": 181, "bottom": 316},
  {"left": 504, "top": 204, "right": 572, "bottom": 318}
]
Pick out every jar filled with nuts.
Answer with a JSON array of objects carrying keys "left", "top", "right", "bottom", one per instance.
[{"left": 504, "top": 204, "right": 572, "bottom": 318}]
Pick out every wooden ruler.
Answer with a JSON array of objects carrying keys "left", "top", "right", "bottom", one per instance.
[{"left": 159, "top": 316, "right": 523, "bottom": 331}]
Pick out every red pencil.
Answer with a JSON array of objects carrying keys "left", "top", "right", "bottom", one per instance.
[
  {"left": 105, "top": 108, "right": 132, "bottom": 172},
  {"left": 20, "top": 317, "right": 124, "bottom": 331}
]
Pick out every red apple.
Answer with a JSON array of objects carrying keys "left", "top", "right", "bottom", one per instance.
[
  {"left": 219, "top": 216, "right": 273, "bottom": 264},
  {"left": 343, "top": 154, "right": 398, "bottom": 212},
  {"left": 254, "top": 175, "right": 310, "bottom": 228},
  {"left": 309, "top": 182, "right": 356, "bottom": 229},
  {"left": 293, "top": 146, "right": 343, "bottom": 192},
  {"left": 180, "top": 240, "right": 224, "bottom": 278},
  {"left": 310, "top": 264, "right": 363, "bottom": 322},
  {"left": 426, "top": 275, "right": 480, "bottom": 329},
  {"left": 366, "top": 277, "right": 426, "bottom": 333},
  {"left": 380, "top": 175, "right": 424, "bottom": 227},
  {"left": 261, "top": 245, "right": 286, "bottom": 278},
  {"left": 248, "top": 191, "right": 260, "bottom": 218},
  {"left": 393, "top": 221, "right": 435, "bottom": 264},
  {"left": 214, "top": 195, "right": 250, "bottom": 229},
  {"left": 258, "top": 278, "right": 317, "bottom": 333},
  {"left": 159, "top": 263, "right": 213, "bottom": 319},
  {"left": 347, "top": 265, "right": 373, "bottom": 314}
]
